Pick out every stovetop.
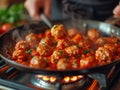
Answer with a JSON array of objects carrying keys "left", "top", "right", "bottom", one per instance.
[{"left": 0, "top": 57, "right": 120, "bottom": 90}]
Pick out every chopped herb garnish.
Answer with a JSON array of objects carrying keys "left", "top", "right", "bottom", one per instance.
[
  {"left": 58, "top": 50, "right": 63, "bottom": 55},
  {"left": 26, "top": 48, "right": 33, "bottom": 54},
  {"left": 73, "top": 60, "right": 77, "bottom": 67},
  {"left": 83, "top": 50, "right": 89, "bottom": 54}
]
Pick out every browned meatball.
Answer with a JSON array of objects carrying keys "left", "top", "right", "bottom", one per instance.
[
  {"left": 65, "top": 45, "right": 83, "bottom": 56},
  {"left": 95, "top": 47, "right": 113, "bottom": 65},
  {"left": 36, "top": 37, "right": 55, "bottom": 56},
  {"left": 51, "top": 50, "right": 68, "bottom": 64},
  {"left": 68, "top": 28, "right": 81, "bottom": 37},
  {"left": 57, "top": 58, "right": 71, "bottom": 70},
  {"left": 104, "top": 43, "right": 117, "bottom": 53},
  {"left": 12, "top": 49, "right": 27, "bottom": 60},
  {"left": 40, "top": 36, "right": 56, "bottom": 46},
  {"left": 95, "top": 37, "right": 106, "bottom": 46},
  {"left": 87, "top": 29, "right": 100, "bottom": 41},
  {"left": 71, "top": 33, "right": 83, "bottom": 43},
  {"left": 96, "top": 37, "right": 118, "bottom": 46},
  {"left": 51, "top": 24, "right": 67, "bottom": 39},
  {"left": 56, "top": 39, "right": 72, "bottom": 50},
  {"left": 25, "top": 33, "right": 39, "bottom": 47},
  {"left": 15, "top": 40, "right": 30, "bottom": 50},
  {"left": 37, "top": 43, "right": 54, "bottom": 57},
  {"left": 78, "top": 37, "right": 92, "bottom": 49},
  {"left": 80, "top": 54, "right": 96, "bottom": 69},
  {"left": 30, "top": 56, "right": 47, "bottom": 69}
]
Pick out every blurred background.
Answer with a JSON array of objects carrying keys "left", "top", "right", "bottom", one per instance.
[
  {"left": 0, "top": 0, "right": 63, "bottom": 35},
  {"left": 0, "top": 0, "right": 25, "bottom": 8},
  {"left": 0, "top": 0, "right": 62, "bottom": 25},
  {"left": 0, "top": 0, "right": 119, "bottom": 35}
]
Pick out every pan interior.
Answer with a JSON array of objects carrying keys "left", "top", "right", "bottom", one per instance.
[{"left": 0, "top": 19, "right": 120, "bottom": 74}]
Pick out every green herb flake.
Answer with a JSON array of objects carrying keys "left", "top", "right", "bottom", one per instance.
[
  {"left": 58, "top": 51, "right": 63, "bottom": 55},
  {"left": 73, "top": 60, "right": 77, "bottom": 67},
  {"left": 26, "top": 48, "right": 33, "bottom": 54},
  {"left": 83, "top": 50, "right": 89, "bottom": 54}
]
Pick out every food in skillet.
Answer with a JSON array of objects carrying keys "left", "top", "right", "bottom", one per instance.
[{"left": 11, "top": 24, "right": 120, "bottom": 70}]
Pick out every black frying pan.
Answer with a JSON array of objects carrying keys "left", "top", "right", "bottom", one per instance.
[{"left": 0, "top": 19, "right": 120, "bottom": 76}]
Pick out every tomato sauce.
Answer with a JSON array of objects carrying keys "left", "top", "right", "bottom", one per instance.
[{"left": 10, "top": 24, "right": 120, "bottom": 70}]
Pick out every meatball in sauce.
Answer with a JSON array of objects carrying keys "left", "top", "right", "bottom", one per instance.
[{"left": 11, "top": 24, "right": 120, "bottom": 70}]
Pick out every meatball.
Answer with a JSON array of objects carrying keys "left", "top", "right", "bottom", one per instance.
[
  {"left": 96, "top": 37, "right": 118, "bottom": 46},
  {"left": 36, "top": 37, "right": 56, "bottom": 56},
  {"left": 51, "top": 50, "right": 68, "bottom": 63},
  {"left": 51, "top": 24, "right": 67, "bottom": 39},
  {"left": 12, "top": 49, "right": 27, "bottom": 60},
  {"left": 104, "top": 43, "right": 117, "bottom": 53},
  {"left": 78, "top": 37, "right": 92, "bottom": 49},
  {"left": 80, "top": 54, "right": 96, "bottom": 69},
  {"left": 87, "top": 28, "right": 100, "bottom": 41},
  {"left": 68, "top": 28, "right": 81, "bottom": 37},
  {"left": 15, "top": 40, "right": 30, "bottom": 50},
  {"left": 25, "top": 33, "right": 39, "bottom": 47},
  {"left": 95, "top": 47, "right": 113, "bottom": 65},
  {"left": 37, "top": 43, "right": 54, "bottom": 57},
  {"left": 30, "top": 56, "right": 47, "bottom": 69},
  {"left": 71, "top": 33, "right": 83, "bottom": 43},
  {"left": 57, "top": 58, "right": 71, "bottom": 70},
  {"left": 95, "top": 37, "right": 106, "bottom": 46},
  {"left": 56, "top": 39, "right": 72, "bottom": 50},
  {"left": 65, "top": 45, "right": 83, "bottom": 56},
  {"left": 40, "top": 36, "right": 56, "bottom": 46}
]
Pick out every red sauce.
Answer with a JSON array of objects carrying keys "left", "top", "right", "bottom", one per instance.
[{"left": 10, "top": 24, "right": 120, "bottom": 70}]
